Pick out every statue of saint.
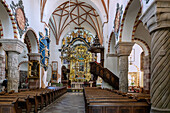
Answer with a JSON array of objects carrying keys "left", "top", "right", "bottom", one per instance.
[
  {"left": 87, "top": 36, "right": 92, "bottom": 42},
  {"left": 62, "top": 38, "right": 65, "bottom": 45},
  {"left": 83, "top": 31, "right": 87, "bottom": 38},
  {"left": 71, "top": 31, "right": 75, "bottom": 38},
  {"left": 67, "top": 36, "right": 71, "bottom": 43}
]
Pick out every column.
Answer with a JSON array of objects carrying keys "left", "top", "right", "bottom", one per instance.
[
  {"left": 0, "top": 39, "right": 25, "bottom": 92},
  {"left": 143, "top": 55, "right": 150, "bottom": 93},
  {"left": 0, "top": 54, "right": 5, "bottom": 81},
  {"left": 116, "top": 42, "right": 134, "bottom": 93},
  {"left": 141, "top": 1, "right": 170, "bottom": 112},
  {"left": 27, "top": 53, "right": 41, "bottom": 89}
]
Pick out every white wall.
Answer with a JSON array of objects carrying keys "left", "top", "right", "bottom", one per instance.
[
  {"left": 0, "top": 2, "right": 14, "bottom": 39},
  {"left": 49, "top": 31, "right": 62, "bottom": 83}
]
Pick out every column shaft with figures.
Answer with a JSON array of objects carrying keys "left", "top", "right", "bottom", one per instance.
[{"left": 0, "top": 39, "right": 25, "bottom": 92}]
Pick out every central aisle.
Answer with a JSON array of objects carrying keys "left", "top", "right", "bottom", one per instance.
[{"left": 40, "top": 93, "right": 85, "bottom": 113}]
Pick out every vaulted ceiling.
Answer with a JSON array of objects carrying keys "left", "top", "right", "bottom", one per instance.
[{"left": 48, "top": 0, "right": 103, "bottom": 45}]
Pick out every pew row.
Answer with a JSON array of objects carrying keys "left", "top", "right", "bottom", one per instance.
[
  {"left": 0, "top": 86, "right": 67, "bottom": 113},
  {"left": 83, "top": 87, "right": 150, "bottom": 113}
]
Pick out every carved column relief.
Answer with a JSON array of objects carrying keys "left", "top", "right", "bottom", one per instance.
[
  {"left": 116, "top": 42, "right": 134, "bottom": 93},
  {"left": 119, "top": 56, "right": 128, "bottom": 92},
  {"left": 150, "top": 29, "right": 170, "bottom": 111},
  {"left": 143, "top": 55, "right": 150, "bottom": 92},
  {"left": 0, "top": 54, "right": 5, "bottom": 81},
  {"left": 7, "top": 52, "right": 19, "bottom": 92},
  {"left": 0, "top": 39, "right": 25, "bottom": 92},
  {"left": 141, "top": 1, "right": 170, "bottom": 112}
]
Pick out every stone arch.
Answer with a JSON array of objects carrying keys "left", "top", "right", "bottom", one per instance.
[
  {"left": 0, "top": 20, "right": 3, "bottom": 38},
  {"left": 0, "top": 0, "right": 18, "bottom": 39},
  {"left": 0, "top": 20, "right": 5, "bottom": 55},
  {"left": 119, "top": 0, "right": 142, "bottom": 42},
  {"left": 23, "top": 29, "right": 39, "bottom": 53},
  {"left": 18, "top": 61, "right": 28, "bottom": 70},
  {"left": 108, "top": 32, "right": 116, "bottom": 54},
  {"left": 134, "top": 38, "right": 150, "bottom": 56},
  {"left": 133, "top": 38, "right": 151, "bottom": 93}
]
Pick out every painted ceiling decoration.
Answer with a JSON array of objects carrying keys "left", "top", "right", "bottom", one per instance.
[
  {"left": 48, "top": 0, "right": 103, "bottom": 45},
  {"left": 114, "top": 3, "right": 123, "bottom": 41},
  {"left": 10, "top": 0, "right": 29, "bottom": 38}
]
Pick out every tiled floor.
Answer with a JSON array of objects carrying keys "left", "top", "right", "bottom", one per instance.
[{"left": 40, "top": 93, "right": 85, "bottom": 113}]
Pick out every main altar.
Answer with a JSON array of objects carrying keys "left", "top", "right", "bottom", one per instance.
[{"left": 59, "top": 28, "right": 94, "bottom": 92}]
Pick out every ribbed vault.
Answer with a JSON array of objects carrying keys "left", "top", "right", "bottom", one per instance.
[{"left": 48, "top": 0, "right": 103, "bottom": 45}]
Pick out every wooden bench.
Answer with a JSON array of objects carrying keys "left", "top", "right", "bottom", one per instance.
[
  {"left": 0, "top": 95, "right": 31, "bottom": 113},
  {"left": 84, "top": 87, "right": 150, "bottom": 113},
  {"left": 0, "top": 97, "right": 22, "bottom": 113},
  {"left": 0, "top": 86, "right": 67, "bottom": 113},
  {"left": 88, "top": 102, "right": 150, "bottom": 113}
]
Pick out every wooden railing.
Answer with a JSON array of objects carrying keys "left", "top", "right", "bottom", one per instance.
[{"left": 90, "top": 62, "right": 119, "bottom": 90}]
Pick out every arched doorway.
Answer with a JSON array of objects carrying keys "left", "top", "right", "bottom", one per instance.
[{"left": 128, "top": 44, "right": 144, "bottom": 93}]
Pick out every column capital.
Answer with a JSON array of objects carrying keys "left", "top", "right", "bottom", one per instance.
[
  {"left": 0, "top": 39, "right": 25, "bottom": 54},
  {"left": 140, "top": 0, "right": 170, "bottom": 33},
  {"left": 115, "top": 42, "right": 135, "bottom": 56},
  {"left": 27, "top": 53, "right": 41, "bottom": 61}
]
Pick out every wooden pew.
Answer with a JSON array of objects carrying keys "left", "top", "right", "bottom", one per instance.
[
  {"left": 0, "top": 102, "right": 17, "bottom": 113},
  {"left": 10, "top": 93, "right": 38, "bottom": 113},
  {"left": 88, "top": 102, "right": 150, "bottom": 113},
  {"left": 0, "top": 86, "right": 67, "bottom": 113},
  {"left": 0, "top": 95, "right": 31, "bottom": 113},
  {"left": 0, "top": 97, "right": 22, "bottom": 113},
  {"left": 84, "top": 87, "right": 150, "bottom": 113}
]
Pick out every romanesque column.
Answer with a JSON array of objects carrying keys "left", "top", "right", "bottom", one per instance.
[
  {"left": 0, "top": 54, "right": 5, "bottom": 81},
  {"left": 143, "top": 55, "right": 150, "bottom": 93},
  {"left": 141, "top": 1, "right": 170, "bottom": 112},
  {"left": 0, "top": 39, "right": 25, "bottom": 92},
  {"left": 116, "top": 42, "right": 134, "bottom": 93}
]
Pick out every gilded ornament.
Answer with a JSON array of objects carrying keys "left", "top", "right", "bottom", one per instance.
[
  {"left": 87, "top": 36, "right": 92, "bottom": 42},
  {"left": 62, "top": 38, "right": 66, "bottom": 45},
  {"left": 83, "top": 31, "right": 87, "bottom": 38},
  {"left": 66, "top": 36, "right": 71, "bottom": 43}
]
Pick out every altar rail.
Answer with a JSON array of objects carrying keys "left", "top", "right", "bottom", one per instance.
[{"left": 90, "top": 62, "right": 119, "bottom": 90}]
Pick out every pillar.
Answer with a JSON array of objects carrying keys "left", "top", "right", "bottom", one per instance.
[
  {"left": 0, "top": 54, "right": 5, "bottom": 81},
  {"left": 116, "top": 42, "right": 134, "bottom": 93},
  {"left": 0, "top": 54, "right": 5, "bottom": 91},
  {"left": 141, "top": 1, "right": 170, "bottom": 112},
  {"left": 0, "top": 39, "right": 25, "bottom": 92},
  {"left": 143, "top": 55, "right": 150, "bottom": 93}
]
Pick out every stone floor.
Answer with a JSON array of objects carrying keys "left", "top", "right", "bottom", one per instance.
[{"left": 40, "top": 93, "right": 85, "bottom": 113}]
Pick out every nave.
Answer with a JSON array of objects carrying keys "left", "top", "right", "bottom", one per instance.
[
  {"left": 40, "top": 93, "right": 85, "bottom": 113},
  {"left": 0, "top": 0, "right": 169, "bottom": 113}
]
